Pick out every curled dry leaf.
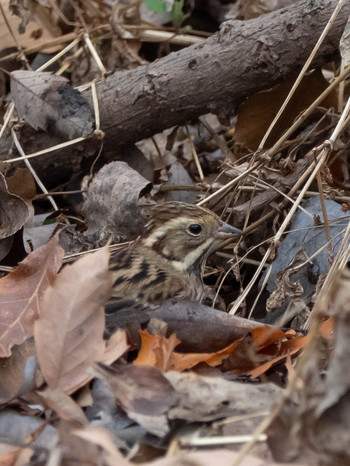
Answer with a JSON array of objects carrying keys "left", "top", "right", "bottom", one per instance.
[
  {"left": 11, "top": 70, "right": 94, "bottom": 139},
  {"left": 0, "top": 233, "right": 64, "bottom": 357},
  {"left": 6, "top": 168, "right": 36, "bottom": 204},
  {"left": 134, "top": 325, "right": 307, "bottom": 376},
  {"left": 0, "top": 172, "right": 29, "bottom": 240},
  {"left": 82, "top": 161, "right": 152, "bottom": 241},
  {"left": 6, "top": 168, "right": 36, "bottom": 227},
  {"left": 106, "top": 300, "right": 263, "bottom": 353},
  {"left": 34, "top": 245, "right": 113, "bottom": 394}
]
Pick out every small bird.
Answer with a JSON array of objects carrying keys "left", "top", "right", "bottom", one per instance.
[{"left": 108, "top": 202, "right": 242, "bottom": 312}]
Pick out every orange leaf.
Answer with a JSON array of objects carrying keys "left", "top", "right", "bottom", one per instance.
[
  {"left": 247, "top": 335, "right": 308, "bottom": 378},
  {"left": 135, "top": 331, "right": 241, "bottom": 372},
  {"left": 250, "top": 325, "right": 288, "bottom": 349},
  {"left": 134, "top": 330, "right": 180, "bottom": 371},
  {"left": 320, "top": 317, "right": 333, "bottom": 339}
]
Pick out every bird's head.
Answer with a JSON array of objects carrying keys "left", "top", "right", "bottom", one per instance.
[{"left": 141, "top": 202, "right": 242, "bottom": 277}]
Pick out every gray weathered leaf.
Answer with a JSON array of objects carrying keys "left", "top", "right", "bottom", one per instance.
[
  {"left": 11, "top": 70, "right": 94, "bottom": 139},
  {"left": 263, "top": 195, "right": 349, "bottom": 322},
  {"left": 82, "top": 161, "right": 152, "bottom": 241}
]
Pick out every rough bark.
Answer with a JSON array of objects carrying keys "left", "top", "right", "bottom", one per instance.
[
  {"left": 92, "top": 0, "right": 350, "bottom": 152},
  {"left": 1, "top": 0, "right": 349, "bottom": 181}
]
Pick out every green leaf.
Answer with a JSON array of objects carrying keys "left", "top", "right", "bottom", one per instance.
[
  {"left": 171, "top": 0, "right": 189, "bottom": 26},
  {"left": 143, "top": 0, "right": 167, "bottom": 14}
]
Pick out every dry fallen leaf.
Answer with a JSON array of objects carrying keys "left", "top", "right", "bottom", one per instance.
[
  {"left": 0, "top": 0, "right": 60, "bottom": 51},
  {"left": 0, "top": 339, "right": 37, "bottom": 404},
  {"left": 73, "top": 427, "right": 129, "bottom": 466},
  {"left": 6, "top": 168, "right": 36, "bottom": 227},
  {"left": 99, "top": 364, "right": 177, "bottom": 416},
  {"left": 0, "top": 172, "right": 30, "bottom": 241},
  {"left": 39, "top": 387, "right": 88, "bottom": 425},
  {"left": 82, "top": 161, "right": 152, "bottom": 241},
  {"left": 166, "top": 371, "right": 282, "bottom": 423},
  {"left": 134, "top": 330, "right": 180, "bottom": 370},
  {"left": 235, "top": 69, "right": 337, "bottom": 150},
  {"left": 101, "top": 328, "right": 129, "bottom": 366},
  {"left": 0, "top": 233, "right": 64, "bottom": 357},
  {"left": 96, "top": 364, "right": 177, "bottom": 436},
  {"left": 34, "top": 245, "right": 113, "bottom": 394},
  {"left": 134, "top": 325, "right": 307, "bottom": 376},
  {"left": 11, "top": 70, "right": 94, "bottom": 139}
]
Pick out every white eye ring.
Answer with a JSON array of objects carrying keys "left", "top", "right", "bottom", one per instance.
[{"left": 187, "top": 224, "right": 202, "bottom": 236}]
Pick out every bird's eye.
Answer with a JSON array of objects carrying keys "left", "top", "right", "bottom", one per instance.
[{"left": 188, "top": 224, "right": 202, "bottom": 235}]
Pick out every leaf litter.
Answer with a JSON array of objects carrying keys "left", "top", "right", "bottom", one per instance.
[{"left": 0, "top": 1, "right": 349, "bottom": 465}]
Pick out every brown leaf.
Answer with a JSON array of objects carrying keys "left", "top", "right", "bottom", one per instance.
[
  {"left": 96, "top": 364, "right": 177, "bottom": 437},
  {"left": 6, "top": 168, "right": 36, "bottom": 228},
  {"left": 0, "top": 339, "right": 37, "bottom": 403},
  {"left": 0, "top": 0, "right": 58, "bottom": 51},
  {"left": 57, "top": 420, "right": 99, "bottom": 465},
  {"left": 0, "top": 172, "right": 29, "bottom": 241},
  {"left": 6, "top": 168, "right": 36, "bottom": 204},
  {"left": 39, "top": 387, "right": 88, "bottom": 425},
  {"left": 101, "top": 328, "right": 129, "bottom": 366},
  {"left": 34, "top": 246, "right": 113, "bottom": 394},
  {"left": 235, "top": 69, "right": 338, "bottom": 150},
  {"left": 72, "top": 427, "right": 129, "bottom": 466},
  {"left": 0, "top": 233, "right": 64, "bottom": 357},
  {"left": 100, "top": 364, "right": 177, "bottom": 416}
]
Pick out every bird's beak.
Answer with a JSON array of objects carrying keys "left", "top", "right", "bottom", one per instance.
[{"left": 217, "top": 221, "right": 242, "bottom": 239}]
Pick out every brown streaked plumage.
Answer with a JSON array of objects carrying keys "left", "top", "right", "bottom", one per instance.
[{"left": 108, "top": 202, "right": 242, "bottom": 311}]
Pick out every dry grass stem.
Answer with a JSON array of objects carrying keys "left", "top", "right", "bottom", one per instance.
[
  {"left": 4, "top": 137, "right": 87, "bottom": 163},
  {"left": 91, "top": 81, "right": 101, "bottom": 131},
  {"left": 229, "top": 144, "right": 330, "bottom": 315},
  {"left": 197, "top": 161, "right": 263, "bottom": 205},
  {"left": 0, "top": 102, "right": 15, "bottom": 139},
  {"left": 268, "top": 64, "right": 350, "bottom": 158},
  {"left": 185, "top": 124, "right": 204, "bottom": 181},
  {"left": 180, "top": 434, "right": 267, "bottom": 447},
  {"left": 83, "top": 33, "right": 107, "bottom": 75},
  {"left": 11, "top": 129, "right": 58, "bottom": 211},
  {"left": 36, "top": 38, "right": 81, "bottom": 72}
]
